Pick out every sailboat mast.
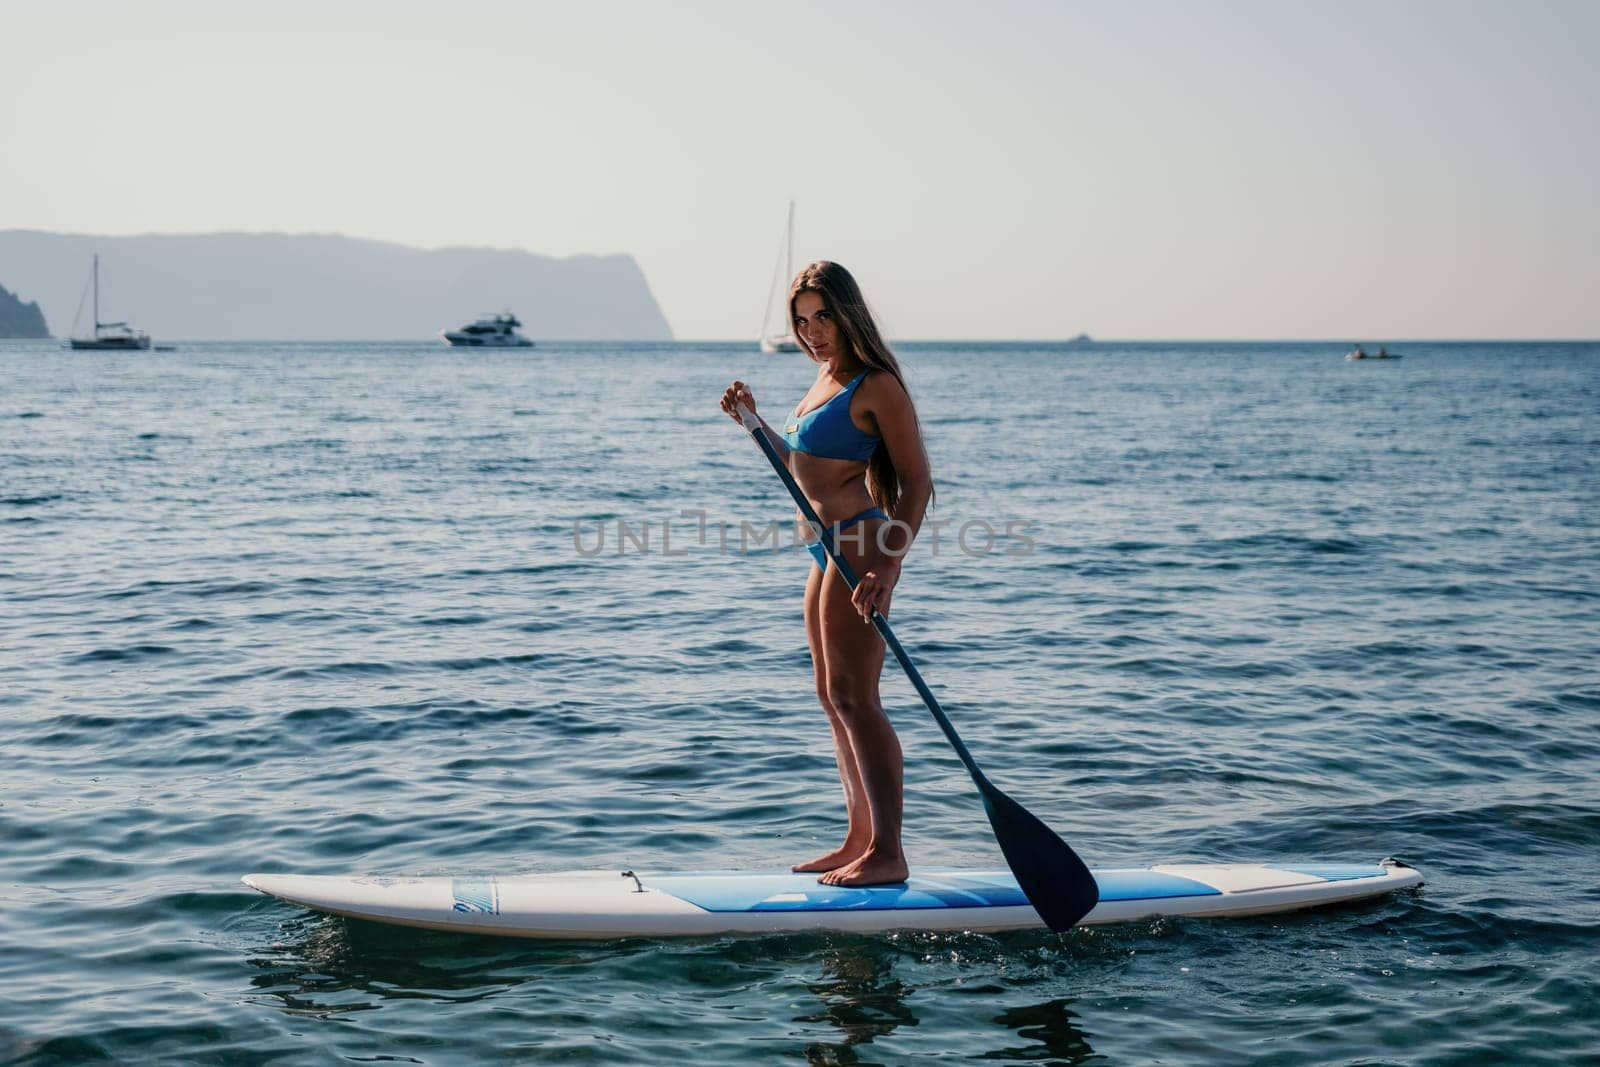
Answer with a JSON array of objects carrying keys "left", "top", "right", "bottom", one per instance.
[
  {"left": 758, "top": 201, "right": 801, "bottom": 351},
  {"left": 93, "top": 254, "right": 100, "bottom": 330},
  {"left": 785, "top": 201, "right": 794, "bottom": 282}
]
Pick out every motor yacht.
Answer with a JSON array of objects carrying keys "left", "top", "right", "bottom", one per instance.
[{"left": 440, "top": 312, "right": 535, "bottom": 347}]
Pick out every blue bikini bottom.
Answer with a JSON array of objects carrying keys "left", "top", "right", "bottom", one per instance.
[{"left": 806, "top": 507, "right": 887, "bottom": 571}]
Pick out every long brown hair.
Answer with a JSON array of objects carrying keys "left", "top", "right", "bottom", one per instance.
[{"left": 788, "top": 260, "right": 925, "bottom": 519}]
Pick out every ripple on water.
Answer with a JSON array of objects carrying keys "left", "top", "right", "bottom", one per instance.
[{"left": 0, "top": 340, "right": 1596, "bottom": 1063}]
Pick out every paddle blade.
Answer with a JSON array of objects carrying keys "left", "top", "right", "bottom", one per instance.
[{"left": 981, "top": 783, "right": 1099, "bottom": 931}]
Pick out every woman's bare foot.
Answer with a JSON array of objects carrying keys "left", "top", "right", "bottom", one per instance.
[
  {"left": 817, "top": 848, "right": 908, "bottom": 886},
  {"left": 791, "top": 840, "right": 868, "bottom": 873}
]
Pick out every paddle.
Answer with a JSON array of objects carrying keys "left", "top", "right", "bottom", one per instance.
[{"left": 732, "top": 404, "right": 1099, "bottom": 931}]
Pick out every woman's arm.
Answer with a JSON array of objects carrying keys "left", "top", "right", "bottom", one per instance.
[
  {"left": 720, "top": 380, "right": 791, "bottom": 462},
  {"left": 867, "top": 372, "right": 932, "bottom": 553},
  {"left": 851, "top": 372, "right": 933, "bottom": 619}
]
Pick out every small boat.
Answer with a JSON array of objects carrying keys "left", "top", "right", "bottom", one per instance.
[
  {"left": 758, "top": 201, "right": 801, "bottom": 353},
  {"left": 68, "top": 255, "right": 152, "bottom": 351},
  {"left": 1347, "top": 347, "right": 1402, "bottom": 361},
  {"left": 440, "top": 312, "right": 535, "bottom": 347}
]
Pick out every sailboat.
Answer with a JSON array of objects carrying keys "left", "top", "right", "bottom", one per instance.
[
  {"left": 69, "top": 255, "right": 152, "bottom": 351},
  {"left": 758, "top": 201, "right": 801, "bottom": 353}
]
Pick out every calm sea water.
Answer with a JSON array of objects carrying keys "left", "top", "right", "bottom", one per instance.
[{"left": 1, "top": 340, "right": 1596, "bottom": 1065}]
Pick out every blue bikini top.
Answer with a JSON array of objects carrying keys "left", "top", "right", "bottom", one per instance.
[{"left": 783, "top": 369, "right": 881, "bottom": 462}]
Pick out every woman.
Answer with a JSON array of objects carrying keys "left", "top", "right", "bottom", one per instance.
[{"left": 720, "top": 261, "right": 933, "bottom": 887}]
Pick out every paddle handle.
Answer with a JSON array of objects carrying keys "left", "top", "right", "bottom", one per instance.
[{"left": 734, "top": 405, "right": 989, "bottom": 788}]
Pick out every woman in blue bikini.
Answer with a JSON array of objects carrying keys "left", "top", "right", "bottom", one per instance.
[{"left": 720, "top": 261, "right": 933, "bottom": 887}]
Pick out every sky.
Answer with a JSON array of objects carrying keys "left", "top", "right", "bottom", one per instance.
[{"left": 3, "top": 0, "right": 1596, "bottom": 340}]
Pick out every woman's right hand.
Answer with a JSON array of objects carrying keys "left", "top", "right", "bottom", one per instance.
[{"left": 720, "top": 380, "right": 757, "bottom": 425}]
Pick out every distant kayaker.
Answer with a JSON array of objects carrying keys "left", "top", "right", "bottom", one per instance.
[{"left": 719, "top": 261, "right": 934, "bottom": 887}]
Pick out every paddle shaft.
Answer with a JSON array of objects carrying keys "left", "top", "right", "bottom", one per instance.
[{"left": 734, "top": 405, "right": 990, "bottom": 789}]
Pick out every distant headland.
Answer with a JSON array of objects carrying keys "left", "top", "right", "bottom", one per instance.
[
  {"left": 0, "top": 230, "right": 673, "bottom": 341},
  {"left": 0, "top": 282, "right": 50, "bottom": 338}
]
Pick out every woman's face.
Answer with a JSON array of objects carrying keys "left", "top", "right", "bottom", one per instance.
[{"left": 793, "top": 290, "right": 841, "bottom": 360}]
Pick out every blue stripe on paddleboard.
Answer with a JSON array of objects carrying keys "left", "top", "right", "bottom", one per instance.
[
  {"left": 1095, "top": 870, "right": 1222, "bottom": 901},
  {"left": 647, "top": 869, "right": 1219, "bottom": 913},
  {"left": 647, "top": 873, "right": 1021, "bottom": 912},
  {"left": 1268, "top": 864, "right": 1386, "bottom": 882}
]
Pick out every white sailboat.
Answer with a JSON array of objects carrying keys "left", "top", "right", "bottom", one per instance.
[
  {"left": 68, "top": 255, "right": 151, "bottom": 351},
  {"left": 758, "top": 201, "right": 801, "bottom": 353}
]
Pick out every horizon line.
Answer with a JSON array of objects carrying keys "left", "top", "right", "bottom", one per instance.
[{"left": 5, "top": 336, "right": 1598, "bottom": 345}]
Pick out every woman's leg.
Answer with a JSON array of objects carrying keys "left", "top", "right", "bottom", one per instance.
[
  {"left": 792, "top": 556, "right": 873, "bottom": 872},
  {"left": 816, "top": 521, "right": 907, "bottom": 887}
]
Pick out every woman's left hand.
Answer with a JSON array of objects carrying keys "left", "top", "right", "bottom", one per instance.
[{"left": 852, "top": 557, "right": 901, "bottom": 623}]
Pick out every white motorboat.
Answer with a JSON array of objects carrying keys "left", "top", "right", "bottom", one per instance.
[
  {"left": 440, "top": 312, "right": 535, "bottom": 347},
  {"left": 68, "top": 255, "right": 152, "bottom": 351}
]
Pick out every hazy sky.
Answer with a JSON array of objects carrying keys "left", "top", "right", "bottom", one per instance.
[{"left": 3, "top": 0, "right": 1596, "bottom": 339}]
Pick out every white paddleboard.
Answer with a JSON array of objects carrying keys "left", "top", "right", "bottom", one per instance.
[{"left": 243, "top": 858, "right": 1422, "bottom": 939}]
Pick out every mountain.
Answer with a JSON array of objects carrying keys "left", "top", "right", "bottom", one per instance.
[
  {"left": 0, "top": 281, "right": 49, "bottom": 337},
  {"left": 0, "top": 231, "right": 672, "bottom": 341}
]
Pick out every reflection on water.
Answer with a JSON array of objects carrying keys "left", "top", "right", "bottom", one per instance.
[
  {"left": 796, "top": 945, "right": 918, "bottom": 1064},
  {"left": 246, "top": 915, "right": 552, "bottom": 1015},
  {"left": 985, "top": 998, "right": 1098, "bottom": 1065},
  {"left": 243, "top": 914, "right": 1107, "bottom": 1062}
]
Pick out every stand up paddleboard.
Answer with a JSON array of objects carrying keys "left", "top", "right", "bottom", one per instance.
[{"left": 243, "top": 858, "right": 1421, "bottom": 939}]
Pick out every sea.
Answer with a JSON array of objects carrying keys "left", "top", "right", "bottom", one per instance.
[{"left": 1, "top": 339, "right": 1596, "bottom": 1065}]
